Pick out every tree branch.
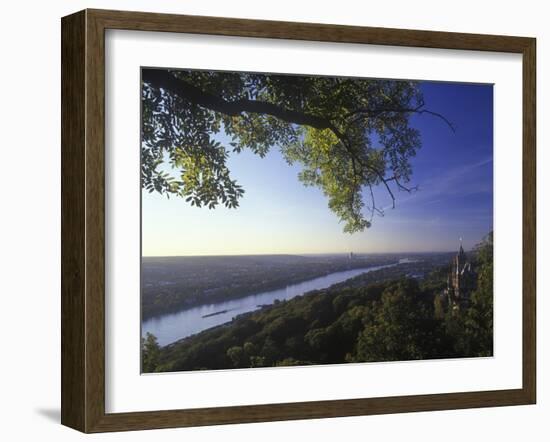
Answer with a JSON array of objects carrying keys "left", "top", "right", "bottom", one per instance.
[
  {"left": 143, "top": 69, "right": 429, "bottom": 221},
  {"left": 346, "top": 105, "right": 456, "bottom": 132},
  {"left": 386, "top": 175, "right": 419, "bottom": 193},
  {"left": 143, "top": 69, "right": 343, "bottom": 134}
]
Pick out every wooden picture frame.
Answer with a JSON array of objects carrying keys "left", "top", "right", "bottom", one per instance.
[{"left": 61, "top": 8, "right": 536, "bottom": 433}]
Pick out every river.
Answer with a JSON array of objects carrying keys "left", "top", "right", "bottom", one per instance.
[{"left": 142, "top": 263, "right": 398, "bottom": 346}]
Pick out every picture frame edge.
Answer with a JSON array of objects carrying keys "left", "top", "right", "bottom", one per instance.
[{"left": 60, "top": 8, "right": 537, "bottom": 433}]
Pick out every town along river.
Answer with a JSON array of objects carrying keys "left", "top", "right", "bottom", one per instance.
[{"left": 142, "top": 263, "right": 398, "bottom": 346}]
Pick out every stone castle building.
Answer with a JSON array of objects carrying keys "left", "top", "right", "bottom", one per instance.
[{"left": 444, "top": 242, "right": 476, "bottom": 310}]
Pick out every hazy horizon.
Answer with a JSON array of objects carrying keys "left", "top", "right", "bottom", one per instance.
[{"left": 141, "top": 247, "right": 470, "bottom": 258}]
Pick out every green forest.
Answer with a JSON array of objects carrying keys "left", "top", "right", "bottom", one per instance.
[{"left": 142, "top": 234, "right": 493, "bottom": 373}]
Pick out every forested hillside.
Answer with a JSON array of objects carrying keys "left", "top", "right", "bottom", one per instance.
[{"left": 143, "top": 236, "right": 493, "bottom": 372}]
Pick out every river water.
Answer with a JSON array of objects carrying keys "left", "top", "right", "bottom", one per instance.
[{"left": 142, "top": 263, "right": 397, "bottom": 346}]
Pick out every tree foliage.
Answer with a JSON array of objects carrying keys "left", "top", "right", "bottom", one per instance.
[
  {"left": 141, "top": 332, "right": 161, "bottom": 373},
  {"left": 141, "top": 69, "right": 451, "bottom": 232},
  {"left": 351, "top": 279, "right": 449, "bottom": 362},
  {"left": 149, "top": 277, "right": 489, "bottom": 372}
]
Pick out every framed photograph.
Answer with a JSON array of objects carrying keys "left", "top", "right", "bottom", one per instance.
[{"left": 61, "top": 9, "right": 536, "bottom": 433}]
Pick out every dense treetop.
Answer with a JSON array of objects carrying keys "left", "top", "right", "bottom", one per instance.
[{"left": 142, "top": 69, "right": 452, "bottom": 232}]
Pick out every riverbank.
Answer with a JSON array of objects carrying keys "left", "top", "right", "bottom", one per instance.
[
  {"left": 143, "top": 262, "right": 404, "bottom": 346},
  {"left": 142, "top": 255, "right": 400, "bottom": 320}
]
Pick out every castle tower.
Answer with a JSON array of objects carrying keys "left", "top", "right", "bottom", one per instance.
[{"left": 445, "top": 239, "right": 475, "bottom": 310}]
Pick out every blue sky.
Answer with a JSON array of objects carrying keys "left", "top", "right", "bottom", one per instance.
[{"left": 142, "top": 80, "right": 493, "bottom": 256}]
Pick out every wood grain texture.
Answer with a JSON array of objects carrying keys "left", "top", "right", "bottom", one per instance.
[
  {"left": 61, "top": 8, "right": 537, "bottom": 433},
  {"left": 522, "top": 38, "right": 536, "bottom": 403},
  {"left": 89, "top": 8, "right": 532, "bottom": 52},
  {"left": 85, "top": 9, "right": 107, "bottom": 432},
  {"left": 61, "top": 10, "right": 86, "bottom": 432}
]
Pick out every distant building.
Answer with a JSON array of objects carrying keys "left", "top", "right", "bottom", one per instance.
[
  {"left": 349, "top": 252, "right": 354, "bottom": 260},
  {"left": 444, "top": 242, "right": 476, "bottom": 311}
]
